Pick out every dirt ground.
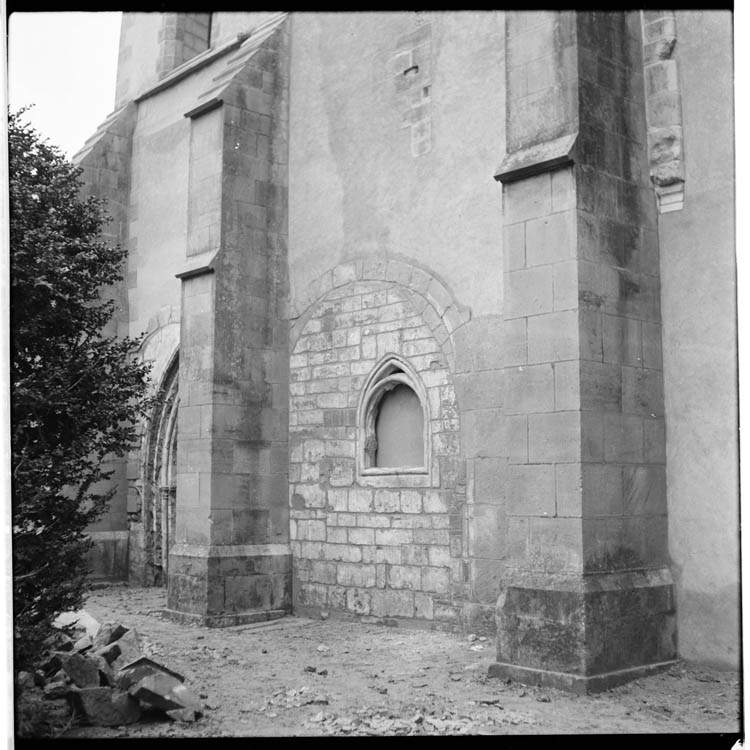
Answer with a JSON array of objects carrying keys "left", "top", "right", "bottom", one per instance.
[{"left": 46, "top": 584, "right": 743, "bottom": 737}]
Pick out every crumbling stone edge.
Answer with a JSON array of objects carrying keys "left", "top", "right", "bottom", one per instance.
[
  {"left": 487, "top": 659, "right": 678, "bottom": 695},
  {"left": 641, "top": 10, "right": 685, "bottom": 213},
  {"left": 163, "top": 608, "right": 288, "bottom": 628}
]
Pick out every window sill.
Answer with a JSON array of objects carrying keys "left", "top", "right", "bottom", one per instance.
[
  {"left": 357, "top": 465, "right": 436, "bottom": 488},
  {"left": 361, "top": 467, "right": 428, "bottom": 476}
]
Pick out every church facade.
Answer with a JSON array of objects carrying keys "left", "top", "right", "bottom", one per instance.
[{"left": 75, "top": 11, "right": 738, "bottom": 691}]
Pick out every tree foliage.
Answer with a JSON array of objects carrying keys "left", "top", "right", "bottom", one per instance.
[{"left": 9, "top": 109, "right": 152, "bottom": 666}]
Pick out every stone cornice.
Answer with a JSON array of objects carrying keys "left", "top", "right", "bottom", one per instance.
[
  {"left": 494, "top": 133, "right": 578, "bottom": 184},
  {"left": 134, "top": 33, "right": 250, "bottom": 104},
  {"left": 175, "top": 250, "right": 219, "bottom": 280}
]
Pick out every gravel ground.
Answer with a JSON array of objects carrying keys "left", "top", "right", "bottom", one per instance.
[{"left": 49, "top": 585, "right": 743, "bottom": 737}]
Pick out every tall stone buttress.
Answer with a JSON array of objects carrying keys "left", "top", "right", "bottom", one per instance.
[
  {"left": 166, "top": 16, "right": 292, "bottom": 626},
  {"left": 490, "top": 11, "right": 676, "bottom": 692}
]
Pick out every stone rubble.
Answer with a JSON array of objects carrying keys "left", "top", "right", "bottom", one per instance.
[
  {"left": 22, "top": 609, "right": 208, "bottom": 728},
  {"left": 299, "top": 704, "right": 537, "bottom": 735}
]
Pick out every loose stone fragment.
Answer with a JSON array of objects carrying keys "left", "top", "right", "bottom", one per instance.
[
  {"left": 62, "top": 653, "right": 100, "bottom": 688},
  {"left": 110, "top": 629, "right": 142, "bottom": 671},
  {"left": 91, "top": 655, "right": 115, "bottom": 687},
  {"left": 129, "top": 673, "right": 203, "bottom": 714},
  {"left": 40, "top": 651, "right": 69, "bottom": 677},
  {"left": 92, "top": 622, "right": 129, "bottom": 651},
  {"left": 51, "top": 669, "right": 70, "bottom": 684},
  {"left": 68, "top": 686, "right": 141, "bottom": 726},
  {"left": 43, "top": 681, "right": 68, "bottom": 700},
  {"left": 54, "top": 634, "right": 75, "bottom": 652},
  {"left": 73, "top": 635, "right": 93, "bottom": 653},
  {"left": 54, "top": 610, "right": 101, "bottom": 638},
  {"left": 166, "top": 708, "right": 198, "bottom": 722},
  {"left": 16, "top": 671, "right": 35, "bottom": 691},
  {"left": 115, "top": 656, "right": 184, "bottom": 691},
  {"left": 92, "top": 642, "right": 121, "bottom": 666}
]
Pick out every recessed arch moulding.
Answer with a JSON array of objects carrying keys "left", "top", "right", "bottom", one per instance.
[{"left": 126, "top": 315, "right": 181, "bottom": 586}]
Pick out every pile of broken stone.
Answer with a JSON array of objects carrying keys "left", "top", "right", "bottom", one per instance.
[{"left": 20, "top": 610, "right": 204, "bottom": 727}]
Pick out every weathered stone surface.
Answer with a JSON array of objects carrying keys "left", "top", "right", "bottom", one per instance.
[
  {"left": 74, "top": 635, "right": 93, "bottom": 653},
  {"left": 54, "top": 634, "right": 75, "bottom": 652},
  {"left": 43, "top": 681, "right": 68, "bottom": 700},
  {"left": 62, "top": 653, "right": 100, "bottom": 688},
  {"left": 40, "top": 651, "right": 70, "bottom": 677},
  {"left": 91, "top": 654, "right": 115, "bottom": 687},
  {"left": 116, "top": 656, "right": 185, "bottom": 692},
  {"left": 166, "top": 707, "right": 199, "bottom": 722},
  {"left": 16, "top": 671, "right": 35, "bottom": 691},
  {"left": 93, "top": 642, "right": 121, "bottom": 665},
  {"left": 54, "top": 610, "right": 100, "bottom": 638},
  {"left": 92, "top": 622, "right": 129, "bottom": 651},
  {"left": 129, "top": 673, "right": 203, "bottom": 713},
  {"left": 492, "top": 570, "right": 677, "bottom": 689},
  {"left": 110, "top": 629, "right": 142, "bottom": 671},
  {"left": 51, "top": 668, "right": 70, "bottom": 684},
  {"left": 68, "top": 686, "right": 141, "bottom": 726}
]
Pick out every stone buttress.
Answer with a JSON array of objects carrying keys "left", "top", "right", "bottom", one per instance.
[
  {"left": 166, "top": 16, "right": 292, "bottom": 626},
  {"left": 490, "top": 11, "right": 676, "bottom": 692}
]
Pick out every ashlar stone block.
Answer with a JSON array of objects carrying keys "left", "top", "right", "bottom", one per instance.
[
  {"left": 505, "top": 267, "right": 554, "bottom": 320},
  {"left": 528, "top": 411, "right": 581, "bottom": 463},
  {"left": 525, "top": 210, "right": 576, "bottom": 266},
  {"left": 505, "top": 364, "right": 555, "bottom": 414},
  {"left": 527, "top": 310, "right": 579, "bottom": 364},
  {"left": 508, "top": 464, "right": 555, "bottom": 516}
]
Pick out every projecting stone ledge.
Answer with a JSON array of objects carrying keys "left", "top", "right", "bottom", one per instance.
[{"left": 494, "top": 133, "right": 578, "bottom": 184}]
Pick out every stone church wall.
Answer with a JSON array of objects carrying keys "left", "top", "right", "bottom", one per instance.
[
  {"left": 75, "top": 10, "right": 738, "bottom": 671},
  {"left": 287, "top": 11, "right": 508, "bottom": 632}
]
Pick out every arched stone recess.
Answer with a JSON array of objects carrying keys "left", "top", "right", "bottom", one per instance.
[
  {"left": 291, "top": 256, "right": 472, "bottom": 374},
  {"left": 128, "top": 318, "right": 180, "bottom": 585},
  {"left": 288, "top": 271, "right": 469, "bottom": 626}
]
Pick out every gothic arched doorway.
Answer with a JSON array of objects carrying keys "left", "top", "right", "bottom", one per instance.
[{"left": 143, "top": 353, "right": 179, "bottom": 586}]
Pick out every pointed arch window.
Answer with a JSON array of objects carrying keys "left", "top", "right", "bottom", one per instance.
[{"left": 358, "top": 355, "right": 430, "bottom": 478}]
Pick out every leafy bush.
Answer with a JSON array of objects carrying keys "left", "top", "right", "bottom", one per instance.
[{"left": 9, "top": 109, "right": 152, "bottom": 667}]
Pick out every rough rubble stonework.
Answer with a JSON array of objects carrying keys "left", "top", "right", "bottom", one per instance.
[
  {"left": 290, "top": 279, "right": 464, "bottom": 624},
  {"left": 74, "top": 10, "right": 738, "bottom": 689}
]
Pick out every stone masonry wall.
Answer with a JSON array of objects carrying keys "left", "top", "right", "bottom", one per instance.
[
  {"left": 157, "top": 13, "right": 212, "bottom": 79},
  {"left": 74, "top": 104, "right": 137, "bottom": 580},
  {"left": 289, "top": 279, "right": 466, "bottom": 624}
]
